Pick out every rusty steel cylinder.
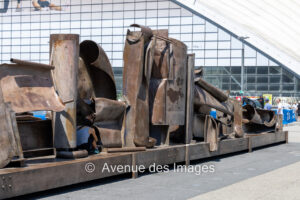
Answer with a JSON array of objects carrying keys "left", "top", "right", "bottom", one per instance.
[
  {"left": 50, "top": 34, "right": 79, "bottom": 149},
  {"left": 195, "top": 77, "right": 228, "bottom": 102}
]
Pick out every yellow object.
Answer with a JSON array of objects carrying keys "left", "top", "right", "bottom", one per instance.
[{"left": 263, "top": 94, "right": 273, "bottom": 105}]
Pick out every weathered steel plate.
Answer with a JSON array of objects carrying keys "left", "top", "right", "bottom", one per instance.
[{"left": 0, "top": 64, "right": 64, "bottom": 113}]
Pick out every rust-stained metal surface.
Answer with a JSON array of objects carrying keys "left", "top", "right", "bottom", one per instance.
[
  {"left": 232, "top": 99, "right": 244, "bottom": 138},
  {"left": 50, "top": 34, "right": 79, "bottom": 149},
  {"left": 94, "top": 98, "right": 126, "bottom": 122},
  {"left": 17, "top": 119, "right": 53, "bottom": 151},
  {"left": 204, "top": 115, "right": 218, "bottom": 151},
  {"left": 149, "top": 30, "right": 187, "bottom": 126},
  {"left": 77, "top": 40, "right": 123, "bottom": 149},
  {"left": 0, "top": 130, "right": 287, "bottom": 199},
  {"left": 242, "top": 104, "right": 277, "bottom": 133},
  {"left": 123, "top": 24, "right": 156, "bottom": 148},
  {"left": 193, "top": 114, "right": 205, "bottom": 138},
  {"left": 194, "top": 85, "right": 232, "bottom": 116},
  {"left": 0, "top": 61, "right": 64, "bottom": 113},
  {"left": 0, "top": 86, "right": 23, "bottom": 168},
  {"left": 95, "top": 127, "right": 122, "bottom": 148},
  {"left": 93, "top": 98, "right": 126, "bottom": 148},
  {"left": 185, "top": 54, "right": 195, "bottom": 144},
  {"left": 194, "top": 77, "right": 228, "bottom": 102},
  {"left": 79, "top": 40, "right": 116, "bottom": 100}
]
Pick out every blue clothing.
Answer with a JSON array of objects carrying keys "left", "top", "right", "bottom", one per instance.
[{"left": 264, "top": 103, "right": 272, "bottom": 110}]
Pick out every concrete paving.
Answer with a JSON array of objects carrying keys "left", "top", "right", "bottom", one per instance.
[{"left": 17, "top": 123, "right": 300, "bottom": 200}]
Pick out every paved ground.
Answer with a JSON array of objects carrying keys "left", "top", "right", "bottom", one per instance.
[{"left": 17, "top": 123, "right": 300, "bottom": 200}]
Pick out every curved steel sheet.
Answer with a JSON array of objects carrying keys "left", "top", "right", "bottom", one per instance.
[{"left": 80, "top": 40, "right": 116, "bottom": 100}]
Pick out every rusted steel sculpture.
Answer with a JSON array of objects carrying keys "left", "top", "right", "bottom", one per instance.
[
  {"left": 93, "top": 98, "right": 126, "bottom": 148},
  {"left": 195, "top": 77, "right": 228, "bottom": 102},
  {"left": 193, "top": 74, "right": 245, "bottom": 150},
  {"left": 79, "top": 40, "right": 117, "bottom": 100},
  {"left": 0, "top": 58, "right": 66, "bottom": 167},
  {"left": 0, "top": 90, "right": 23, "bottom": 168},
  {"left": 242, "top": 104, "right": 277, "bottom": 133},
  {"left": 78, "top": 40, "right": 125, "bottom": 148},
  {"left": 123, "top": 24, "right": 188, "bottom": 147},
  {"left": 149, "top": 31, "right": 187, "bottom": 126},
  {"left": 123, "top": 24, "right": 157, "bottom": 147},
  {"left": 50, "top": 34, "right": 80, "bottom": 152},
  {"left": 194, "top": 85, "right": 232, "bottom": 116},
  {"left": 0, "top": 59, "right": 64, "bottom": 113}
]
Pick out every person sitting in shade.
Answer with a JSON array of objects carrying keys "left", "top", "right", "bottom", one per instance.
[
  {"left": 32, "top": 0, "right": 61, "bottom": 11},
  {"left": 77, "top": 126, "right": 100, "bottom": 155},
  {"left": 264, "top": 98, "right": 272, "bottom": 110}
]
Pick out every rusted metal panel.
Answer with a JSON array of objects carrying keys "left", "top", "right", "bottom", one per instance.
[
  {"left": 204, "top": 115, "right": 218, "bottom": 151},
  {"left": 150, "top": 32, "right": 187, "bottom": 126},
  {"left": 149, "top": 78, "right": 167, "bottom": 124},
  {"left": 17, "top": 119, "right": 53, "bottom": 151},
  {"left": 78, "top": 57, "right": 95, "bottom": 100},
  {"left": 94, "top": 98, "right": 126, "bottom": 122},
  {"left": 242, "top": 105, "right": 277, "bottom": 133},
  {"left": 185, "top": 54, "right": 195, "bottom": 144},
  {"left": 232, "top": 99, "right": 244, "bottom": 138},
  {"left": 50, "top": 34, "right": 79, "bottom": 149},
  {"left": 0, "top": 130, "right": 287, "bottom": 199},
  {"left": 123, "top": 24, "right": 156, "bottom": 148},
  {"left": 0, "top": 85, "right": 22, "bottom": 168},
  {"left": 193, "top": 114, "right": 205, "bottom": 138},
  {"left": 194, "top": 77, "right": 228, "bottom": 102},
  {"left": 95, "top": 127, "right": 122, "bottom": 148},
  {"left": 106, "top": 147, "right": 146, "bottom": 153},
  {"left": 166, "top": 38, "right": 187, "bottom": 125},
  {"left": 79, "top": 40, "right": 116, "bottom": 100},
  {"left": 194, "top": 85, "right": 232, "bottom": 116},
  {"left": 0, "top": 62, "right": 64, "bottom": 113}
]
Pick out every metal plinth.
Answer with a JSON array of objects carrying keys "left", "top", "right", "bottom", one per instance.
[{"left": 0, "top": 131, "right": 288, "bottom": 199}]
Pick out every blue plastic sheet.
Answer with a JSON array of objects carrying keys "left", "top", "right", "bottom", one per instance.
[
  {"left": 32, "top": 111, "right": 47, "bottom": 120},
  {"left": 210, "top": 110, "right": 217, "bottom": 119},
  {"left": 272, "top": 109, "right": 296, "bottom": 125}
]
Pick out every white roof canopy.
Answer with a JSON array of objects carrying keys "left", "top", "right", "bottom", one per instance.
[{"left": 174, "top": 0, "right": 300, "bottom": 76}]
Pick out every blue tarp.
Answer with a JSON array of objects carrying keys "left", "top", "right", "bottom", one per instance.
[
  {"left": 210, "top": 110, "right": 217, "bottom": 119},
  {"left": 272, "top": 109, "right": 297, "bottom": 125},
  {"left": 210, "top": 109, "right": 297, "bottom": 124}
]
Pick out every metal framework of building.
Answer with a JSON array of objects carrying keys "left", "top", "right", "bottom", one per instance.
[{"left": 0, "top": 0, "right": 299, "bottom": 96}]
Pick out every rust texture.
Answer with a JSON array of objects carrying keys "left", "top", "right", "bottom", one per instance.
[
  {"left": 194, "top": 77, "right": 228, "bottom": 102},
  {"left": 149, "top": 31, "right": 187, "bottom": 126},
  {"left": 242, "top": 104, "right": 277, "bottom": 133},
  {"left": 123, "top": 24, "right": 156, "bottom": 148},
  {"left": 78, "top": 40, "right": 125, "bottom": 148},
  {"left": 0, "top": 62, "right": 65, "bottom": 113},
  {"left": 0, "top": 84, "right": 23, "bottom": 168},
  {"left": 0, "top": 25, "right": 283, "bottom": 169},
  {"left": 50, "top": 34, "right": 79, "bottom": 149},
  {"left": 79, "top": 40, "right": 117, "bottom": 100}
]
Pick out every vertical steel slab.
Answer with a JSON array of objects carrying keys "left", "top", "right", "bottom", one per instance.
[{"left": 50, "top": 34, "right": 79, "bottom": 149}]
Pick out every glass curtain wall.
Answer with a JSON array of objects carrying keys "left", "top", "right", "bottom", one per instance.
[{"left": 0, "top": 0, "right": 298, "bottom": 96}]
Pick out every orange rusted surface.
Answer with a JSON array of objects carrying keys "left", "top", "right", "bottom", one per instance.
[{"left": 0, "top": 63, "right": 64, "bottom": 113}]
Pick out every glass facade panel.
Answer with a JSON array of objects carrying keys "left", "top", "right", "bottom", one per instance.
[{"left": 0, "top": 0, "right": 299, "bottom": 96}]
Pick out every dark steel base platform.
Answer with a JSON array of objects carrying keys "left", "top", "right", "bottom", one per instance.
[{"left": 0, "top": 131, "right": 288, "bottom": 199}]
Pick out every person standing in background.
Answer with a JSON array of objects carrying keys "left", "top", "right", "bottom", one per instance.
[
  {"left": 264, "top": 98, "right": 272, "bottom": 110},
  {"left": 0, "top": 0, "right": 22, "bottom": 13},
  {"left": 298, "top": 101, "right": 300, "bottom": 121},
  {"left": 292, "top": 102, "right": 298, "bottom": 121}
]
